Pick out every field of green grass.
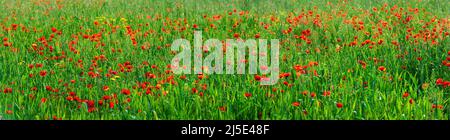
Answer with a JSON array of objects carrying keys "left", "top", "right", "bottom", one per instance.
[{"left": 0, "top": 0, "right": 449, "bottom": 120}]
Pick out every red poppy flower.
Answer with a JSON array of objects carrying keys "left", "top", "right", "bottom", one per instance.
[
  {"left": 233, "top": 33, "right": 239, "bottom": 38},
  {"left": 87, "top": 100, "right": 95, "bottom": 108},
  {"left": 292, "top": 102, "right": 300, "bottom": 107},
  {"left": 254, "top": 75, "right": 261, "bottom": 81},
  {"left": 372, "top": 7, "right": 378, "bottom": 11},
  {"left": 301, "top": 90, "right": 308, "bottom": 95},
  {"left": 402, "top": 92, "right": 409, "bottom": 98},
  {"left": 68, "top": 91, "right": 76, "bottom": 96},
  {"left": 41, "top": 98, "right": 47, "bottom": 103},
  {"left": 88, "top": 107, "right": 95, "bottom": 113},
  {"left": 193, "top": 24, "right": 198, "bottom": 29},
  {"left": 39, "top": 70, "right": 47, "bottom": 77},
  {"left": 98, "top": 100, "right": 103, "bottom": 106},
  {"left": 103, "top": 86, "right": 110, "bottom": 91},
  {"left": 74, "top": 96, "right": 80, "bottom": 102},
  {"left": 103, "top": 95, "right": 111, "bottom": 100},
  {"left": 283, "top": 81, "right": 289, "bottom": 86},
  {"left": 437, "top": 105, "right": 443, "bottom": 110},
  {"left": 293, "top": 65, "right": 303, "bottom": 71},
  {"left": 3, "top": 88, "right": 12, "bottom": 94},
  {"left": 323, "top": 91, "right": 331, "bottom": 96},
  {"left": 282, "top": 73, "right": 291, "bottom": 78},
  {"left": 198, "top": 74, "right": 205, "bottom": 79},
  {"left": 436, "top": 78, "right": 444, "bottom": 85},
  {"left": 121, "top": 88, "right": 131, "bottom": 95},
  {"left": 145, "top": 72, "right": 156, "bottom": 79},
  {"left": 336, "top": 102, "right": 343, "bottom": 108},
  {"left": 192, "top": 88, "right": 198, "bottom": 93},
  {"left": 201, "top": 84, "right": 208, "bottom": 90},
  {"left": 51, "top": 27, "right": 57, "bottom": 33},
  {"left": 244, "top": 93, "right": 252, "bottom": 98},
  {"left": 444, "top": 81, "right": 450, "bottom": 88},
  {"left": 6, "top": 110, "right": 12, "bottom": 114},
  {"left": 109, "top": 101, "right": 114, "bottom": 109},
  {"left": 179, "top": 75, "right": 186, "bottom": 80},
  {"left": 378, "top": 66, "right": 386, "bottom": 72},
  {"left": 3, "top": 42, "right": 10, "bottom": 47},
  {"left": 219, "top": 106, "right": 227, "bottom": 112},
  {"left": 409, "top": 98, "right": 414, "bottom": 104},
  {"left": 66, "top": 96, "right": 73, "bottom": 101},
  {"left": 310, "top": 92, "right": 316, "bottom": 97},
  {"left": 45, "top": 86, "right": 52, "bottom": 91},
  {"left": 82, "top": 34, "right": 89, "bottom": 39},
  {"left": 36, "top": 63, "right": 43, "bottom": 68},
  {"left": 255, "top": 33, "right": 260, "bottom": 38}
]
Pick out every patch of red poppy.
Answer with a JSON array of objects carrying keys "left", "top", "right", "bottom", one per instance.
[
  {"left": 402, "top": 92, "right": 409, "bottom": 98},
  {"left": 292, "top": 102, "right": 300, "bottom": 107},
  {"left": 121, "top": 88, "right": 131, "bottom": 95},
  {"left": 219, "top": 106, "right": 227, "bottom": 112},
  {"left": 336, "top": 102, "right": 343, "bottom": 108},
  {"left": 39, "top": 70, "right": 47, "bottom": 77},
  {"left": 244, "top": 93, "right": 252, "bottom": 98},
  {"left": 378, "top": 66, "right": 386, "bottom": 72}
]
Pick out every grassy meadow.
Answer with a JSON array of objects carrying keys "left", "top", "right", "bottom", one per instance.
[{"left": 0, "top": 0, "right": 449, "bottom": 120}]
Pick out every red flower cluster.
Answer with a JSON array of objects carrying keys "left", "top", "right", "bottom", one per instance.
[
  {"left": 121, "top": 88, "right": 131, "bottom": 95},
  {"left": 292, "top": 102, "right": 300, "bottom": 107},
  {"left": 244, "top": 93, "right": 252, "bottom": 98},
  {"left": 3, "top": 88, "right": 12, "bottom": 94},
  {"left": 432, "top": 104, "right": 444, "bottom": 110},
  {"left": 336, "top": 102, "right": 343, "bottom": 108},
  {"left": 378, "top": 66, "right": 386, "bottom": 72},
  {"left": 436, "top": 78, "right": 450, "bottom": 88},
  {"left": 323, "top": 91, "right": 331, "bottom": 96}
]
